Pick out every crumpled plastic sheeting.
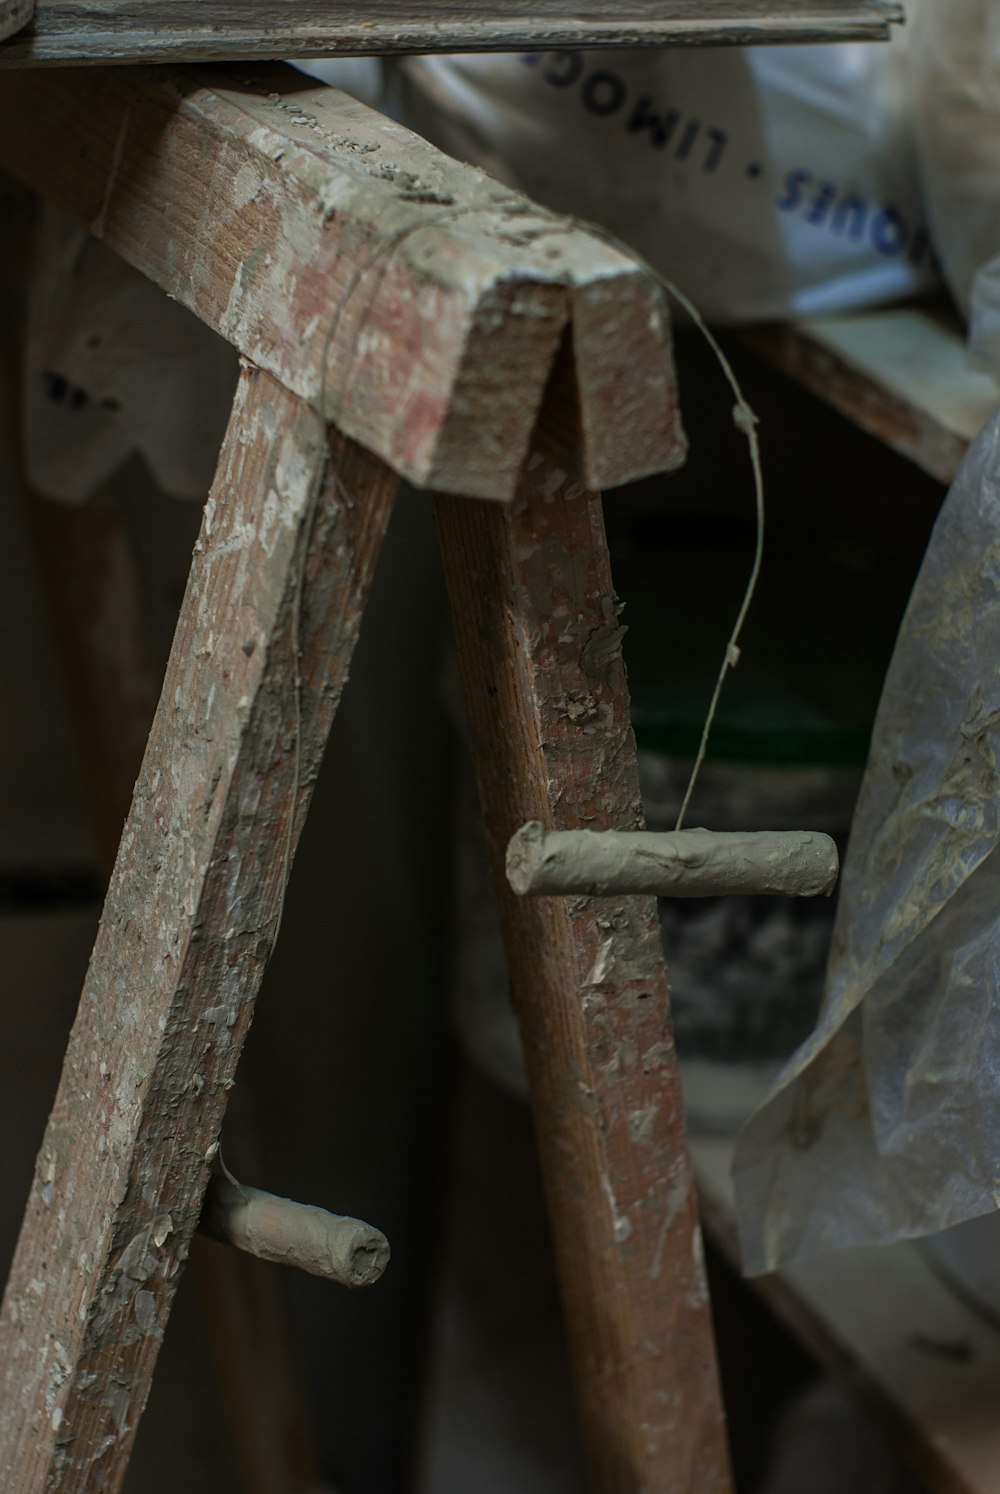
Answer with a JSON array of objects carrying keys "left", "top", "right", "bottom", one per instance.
[
  {"left": 734, "top": 407, "right": 1000, "bottom": 1276},
  {"left": 908, "top": 0, "right": 1000, "bottom": 321},
  {"left": 24, "top": 206, "right": 237, "bottom": 504}
]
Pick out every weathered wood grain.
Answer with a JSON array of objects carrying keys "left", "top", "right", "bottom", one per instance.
[
  {"left": 0, "top": 1, "right": 904, "bottom": 66},
  {"left": 0, "top": 64, "right": 683, "bottom": 500},
  {"left": 435, "top": 446, "right": 731, "bottom": 1493},
  {"left": 0, "top": 364, "right": 397, "bottom": 1492},
  {"left": 739, "top": 308, "right": 996, "bottom": 488},
  {"left": 25, "top": 486, "right": 332, "bottom": 1493}
]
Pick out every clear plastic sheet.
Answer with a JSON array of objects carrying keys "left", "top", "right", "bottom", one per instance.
[
  {"left": 734, "top": 407, "right": 1000, "bottom": 1275},
  {"left": 908, "top": 0, "right": 1000, "bottom": 321}
]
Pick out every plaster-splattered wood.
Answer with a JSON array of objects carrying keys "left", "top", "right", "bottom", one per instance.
[
  {"left": 25, "top": 491, "right": 328, "bottom": 1492},
  {"left": 435, "top": 448, "right": 731, "bottom": 1493},
  {"left": 0, "top": 64, "right": 683, "bottom": 499},
  {"left": 0, "top": 1, "right": 903, "bottom": 66},
  {"left": 0, "top": 364, "right": 397, "bottom": 1492}
]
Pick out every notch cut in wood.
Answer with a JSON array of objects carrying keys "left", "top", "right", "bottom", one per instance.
[
  {"left": 507, "top": 823, "right": 839, "bottom": 899},
  {"left": 200, "top": 1177, "right": 390, "bottom": 1289},
  {"left": 0, "top": 63, "right": 682, "bottom": 499}
]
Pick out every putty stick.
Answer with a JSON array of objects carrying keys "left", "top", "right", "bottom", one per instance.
[
  {"left": 200, "top": 1176, "right": 390, "bottom": 1287},
  {"left": 506, "top": 822, "right": 838, "bottom": 899}
]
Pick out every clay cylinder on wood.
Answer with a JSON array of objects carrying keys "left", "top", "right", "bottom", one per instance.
[
  {"left": 201, "top": 1177, "right": 390, "bottom": 1288},
  {"left": 506, "top": 822, "right": 839, "bottom": 899}
]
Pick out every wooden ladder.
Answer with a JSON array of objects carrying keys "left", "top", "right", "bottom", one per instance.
[{"left": 0, "top": 64, "right": 730, "bottom": 1494}]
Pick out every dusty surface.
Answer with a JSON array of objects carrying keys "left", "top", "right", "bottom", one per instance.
[
  {"left": 507, "top": 823, "right": 839, "bottom": 899},
  {"left": 201, "top": 1177, "right": 390, "bottom": 1288},
  {"left": 0, "top": 64, "right": 683, "bottom": 499},
  {"left": 0, "top": 367, "right": 396, "bottom": 1491},
  {"left": 0, "top": 1, "right": 901, "bottom": 66},
  {"left": 437, "top": 447, "right": 731, "bottom": 1493}
]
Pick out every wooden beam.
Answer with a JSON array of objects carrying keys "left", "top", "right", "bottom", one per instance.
[
  {"left": 0, "top": 364, "right": 398, "bottom": 1492},
  {"left": 695, "top": 1131, "right": 1000, "bottom": 1494},
  {"left": 435, "top": 448, "right": 731, "bottom": 1493},
  {"left": 23, "top": 484, "right": 337, "bottom": 1493},
  {"left": 738, "top": 307, "right": 997, "bottom": 488},
  {"left": 0, "top": 64, "right": 683, "bottom": 500},
  {"left": 0, "top": 2, "right": 904, "bottom": 67}
]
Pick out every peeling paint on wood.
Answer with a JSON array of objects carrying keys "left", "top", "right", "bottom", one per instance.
[
  {"left": 435, "top": 445, "right": 732, "bottom": 1493},
  {"left": 0, "top": 365, "right": 397, "bottom": 1492},
  {"left": 0, "top": 64, "right": 684, "bottom": 499}
]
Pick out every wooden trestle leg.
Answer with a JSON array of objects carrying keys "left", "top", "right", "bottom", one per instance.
[
  {"left": 0, "top": 364, "right": 397, "bottom": 1492},
  {"left": 435, "top": 452, "right": 732, "bottom": 1494}
]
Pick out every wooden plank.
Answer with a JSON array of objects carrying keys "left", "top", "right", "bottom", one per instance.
[
  {"left": 435, "top": 445, "right": 732, "bottom": 1494},
  {"left": 24, "top": 489, "right": 329, "bottom": 1492},
  {"left": 0, "top": 364, "right": 398, "bottom": 1492},
  {"left": 0, "top": 64, "right": 683, "bottom": 500},
  {"left": 0, "top": 2, "right": 904, "bottom": 67},
  {"left": 740, "top": 306, "right": 1000, "bottom": 487},
  {"left": 694, "top": 1132, "right": 1000, "bottom": 1494}
]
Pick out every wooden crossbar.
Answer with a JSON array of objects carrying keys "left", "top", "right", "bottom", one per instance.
[
  {"left": 0, "top": 2, "right": 904, "bottom": 67},
  {"left": 0, "top": 63, "right": 684, "bottom": 498}
]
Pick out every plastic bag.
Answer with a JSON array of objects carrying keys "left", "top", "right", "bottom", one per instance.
[
  {"left": 23, "top": 54, "right": 387, "bottom": 507},
  {"left": 908, "top": 0, "right": 1000, "bottom": 324},
  {"left": 24, "top": 207, "right": 236, "bottom": 504},
  {"left": 734, "top": 406, "right": 1000, "bottom": 1275},
  {"left": 397, "top": 29, "right": 936, "bottom": 324}
]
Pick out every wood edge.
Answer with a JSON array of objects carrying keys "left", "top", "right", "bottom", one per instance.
[
  {"left": 737, "top": 320, "right": 966, "bottom": 487},
  {"left": 0, "top": 7, "right": 904, "bottom": 67},
  {"left": 423, "top": 279, "right": 571, "bottom": 501},
  {"left": 572, "top": 267, "right": 687, "bottom": 491},
  {"left": 694, "top": 1157, "right": 977, "bottom": 1494}
]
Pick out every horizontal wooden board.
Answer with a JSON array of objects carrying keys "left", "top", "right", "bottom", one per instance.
[
  {"left": 740, "top": 305, "right": 999, "bottom": 488},
  {"left": 694, "top": 1129, "right": 1000, "bottom": 1494},
  {"left": 0, "top": 2, "right": 904, "bottom": 67},
  {"left": 0, "top": 64, "right": 684, "bottom": 498}
]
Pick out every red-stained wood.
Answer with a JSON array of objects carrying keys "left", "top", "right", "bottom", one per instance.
[
  {"left": 0, "top": 363, "right": 398, "bottom": 1492},
  {"left": 0, "top": 64, "right": 684, "bottom": 500},
  {"left": 435, "top": 447, "right": 732, "bottom": 1493}
]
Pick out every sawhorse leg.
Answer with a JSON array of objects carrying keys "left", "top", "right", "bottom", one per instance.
[
  {"left": 0, "top": 365, "right": 397, "bottom": 1491},
  {"left": 437, "top": 452, "right": 731, "bottom": 1494}
]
